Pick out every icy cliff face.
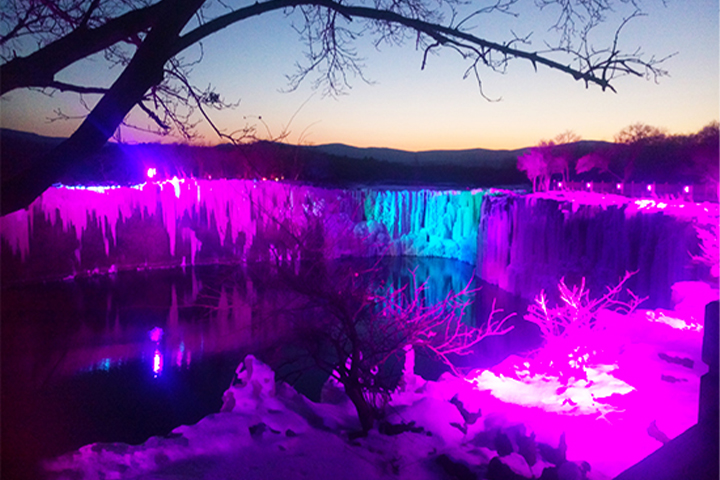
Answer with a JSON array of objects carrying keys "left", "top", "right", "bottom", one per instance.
[
  {"left": 477, "top": 191, "right": 716, "bottom": 307},
  {"left": 362, "top": 189, "right": 483, "bottom": 263},
  {"left": 0, "top": 179, "right": 485, "bottom": 283},
  {"left": 1, "top": 181, "right": 713, "bottom": 307}
]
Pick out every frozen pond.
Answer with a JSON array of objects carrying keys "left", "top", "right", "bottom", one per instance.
[{"left": 1, "top": 256, "right": 534, "bottom": 479}]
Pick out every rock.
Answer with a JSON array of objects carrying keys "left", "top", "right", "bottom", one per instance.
[
  {"left": 516, "top": 431, "right": 537, "bottom": 466},
  {"left": 539, "top": 466, "right": 559, "bottom": 480},
  {"left": 660, "top": 374, "right": 688, "bottom": 383},
  {"left": 487, "top": 456, "right": 524, "bottom": 480},
  {"left": 450, "top": 394, "right": 482, "bottom": 425},
  {"left": 495, "top": 432, "right": 514, "bottom": 457},
  {"left": 451, "top": 422, "right": 468, "bottom": 435},
  {"left": 435, "top": 454, "right": 477, "bottom": 480},
  {"left": 558, "top": 462, "right": 583, "bottom": 480},
  {"left": 658, "top": 352, "right": 694, "bottom": 369},
  {"left": 647, "top": 420, "right": 670, "bottom": 444},
  {"left": 379, "top": 420, "right": 425, "bottom": 436},
  {"left": 557, "top": 461, "right": 591, "bottom": 480},
  {"left": 249, "top": 422, "right": 267, "bottom": 437},
  {"left": 538, "top": 433, "right": 567, "bottom": 466}
]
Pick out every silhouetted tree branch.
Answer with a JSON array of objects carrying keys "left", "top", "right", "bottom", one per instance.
[{"left": 1, "top": 0, "right": 669, "bottom": 213}]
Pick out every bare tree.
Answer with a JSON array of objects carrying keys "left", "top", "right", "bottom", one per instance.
[
  {"left": 613, "top": 122, "right": 668, "bottom": 145},
  {"left": 1, "top": 0, "right": 670, "bottom": 213},
  {"left": 254, "top": 257, "right": 513, "bottom": 433},
  {"left": 516, "top": 132, "right": 579, "bottom": 191},
  {"left": 516, "top": 147, "right": 549, "bottom": 192}
]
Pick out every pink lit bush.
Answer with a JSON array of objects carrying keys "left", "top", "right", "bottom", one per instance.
[
  {"left": 468, "top": 273, "right": 645, "bottom": 419},
  {"left": 692, "top": 222, "right": 719, "bottom": 279},
  {"left": 524, "top": 272, "right": 644, "bottom": 380}
]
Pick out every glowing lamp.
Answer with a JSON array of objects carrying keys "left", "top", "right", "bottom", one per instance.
[
  {"left": 558, "top": 182, "right": 563, "bottom": 188},
  {"left": 616, "top": 183, "right": 622, "bottom": 190},
  {"left": 147, "top": 167, "right": 157, "bottom": 179},
  {"left": 684, "top": 186, "right": 690, "bottom": 193},
  {"left": 647, "top": 184, "right": 653, "bottom": 192},
  {"left": 586, "top": 182, "right": 591, "bottom": 189},
  {"left": 149, "top": 326, "right": 164, "bottom": 342}
]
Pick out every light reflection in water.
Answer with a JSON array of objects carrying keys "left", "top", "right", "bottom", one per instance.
[
  {"left": 7, "top": 260, "right": 525, "bottom": 383},
  {"left": 153, "top": 349, "right": 163, "bottom": 377},
  {"left": 149, "top": 327, "right": 164, "bottom": 343}
]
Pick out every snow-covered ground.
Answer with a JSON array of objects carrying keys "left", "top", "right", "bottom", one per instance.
[{"left": 44, "top": 281, "right": 716, "bottom": 480}]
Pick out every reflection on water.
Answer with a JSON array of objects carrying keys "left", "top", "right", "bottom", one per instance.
[{"left": 1, "top": 257, "right": 533, "bottom": 479}]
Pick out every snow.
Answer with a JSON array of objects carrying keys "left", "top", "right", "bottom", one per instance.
[{"left": 44, "top": 290, "right": 711, "bottom": 480}]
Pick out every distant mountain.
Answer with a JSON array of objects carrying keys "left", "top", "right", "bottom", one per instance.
[
  {"left": 1, "top": 129, "right": 67, "bottom": 180},
  {"left": 306, "top": 143, "right": 528, "bottom": 168},
  {"left": 0, "top": 128, "right": 612, "bottom": 191},
  {"left": 0, "top": 128, "right": 606, "bottom": 170},
  {"left": 0, "top": 128, "right": 67, "bottom": 146}
]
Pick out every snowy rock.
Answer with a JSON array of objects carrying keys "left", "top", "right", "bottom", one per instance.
[
  {"left": 499, "top": 452, "right": 533, "bottom": 478},
  {"left": 222, "top": 355, "right": 278, "bottom": 413},
  {"left": 671, "top": 281, "right": 719, "bottom": 322},
  {"left": 320, "top": 374, "right": 349, "bottom": 405}
]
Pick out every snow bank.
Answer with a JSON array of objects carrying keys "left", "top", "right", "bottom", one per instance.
[{"left": 45, "top": 352, "right": 630, "bottom": 480}]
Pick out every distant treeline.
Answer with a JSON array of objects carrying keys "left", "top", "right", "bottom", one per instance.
[
  {"left": 1, "top": 125, "right": 717, "bottom": 190},
  {"left": 0, "top": 130, "right": 528, "bottom": 189},
  {"left": 517, "top": 123, "right": 719, "bottom": 192}
]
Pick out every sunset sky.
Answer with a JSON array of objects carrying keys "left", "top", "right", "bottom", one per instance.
[{"left": 1, "top": 0, "right": 717, "bottom": 151}]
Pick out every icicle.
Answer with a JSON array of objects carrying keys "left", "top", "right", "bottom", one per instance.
[
  {"left": 168, "top": 285, "right": 178, "bottom": 328},
  {"left": 0, "top": 208, "right": 30, "bottom": 261},
  {"left": 217, "top": 288, "right": 229, "bottom": 329},
  {"left": 191, "top": 268, "right": 199, "bottom": 303}
]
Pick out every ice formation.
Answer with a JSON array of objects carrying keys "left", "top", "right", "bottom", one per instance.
[
  {"left": 0, "top": 180, "right": 487, "bottom": 281},
  {"left": 477, "top": 190, "right": 718, "bottom": 306},
  {"left": 2, "top": 180, "right": 714, "bottom": 310}
]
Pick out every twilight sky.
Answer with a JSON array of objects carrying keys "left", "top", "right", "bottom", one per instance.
[{"left": 1, "top": 0, "right": 717, "bottom": 151}]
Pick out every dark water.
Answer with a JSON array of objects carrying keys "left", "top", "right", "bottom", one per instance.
[{"left": 1, "top": 257, "right": 538, "bottom": 479}]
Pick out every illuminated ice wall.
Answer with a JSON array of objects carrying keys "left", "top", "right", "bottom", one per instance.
[
  {"left": 1, "top": 181, "right": 713, "bottom": 307},
  {"left": 0, "top": 179, "right": 485, "bottom": 284},
  {"left": 477, "top": 191, "right": 717, "bottom": 307}
]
